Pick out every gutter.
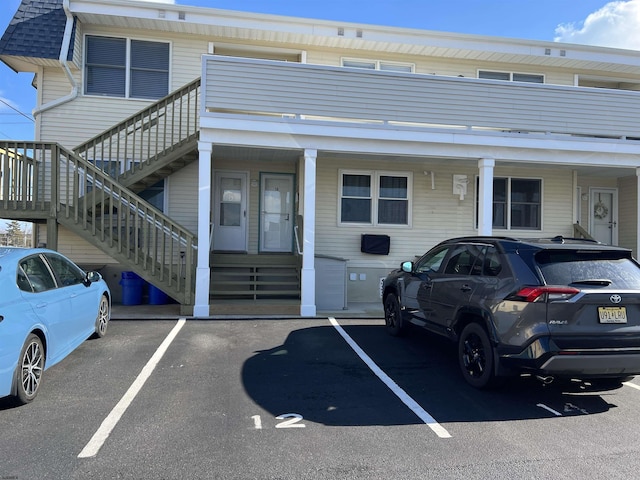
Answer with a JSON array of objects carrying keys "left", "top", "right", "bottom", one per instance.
[{"left": 32, "top": 0, "right": 78, "bottom": 117}]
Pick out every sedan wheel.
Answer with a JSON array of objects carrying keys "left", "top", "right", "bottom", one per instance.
[
  {"left": 458, "top": 322, "right": 499, "bottom": 389},
  {"left": 16, "top": 334, "right": 45, "bottom": 404},
  {"left": 384, "top": 293, "right": 404, "bottom": 336},
  {"left": 94, "top": 295, "right": 110, "bottom": 338}
]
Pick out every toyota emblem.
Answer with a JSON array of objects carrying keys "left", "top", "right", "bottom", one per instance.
[{"left": 610, "top": 294, "right": 622, "bottom": 304}]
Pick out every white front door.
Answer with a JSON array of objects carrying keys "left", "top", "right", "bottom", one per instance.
[
  {"left": 212, "top": 171, "right": 248, "bottom": 252},
  {"left": 590, "top": 188, "right": 618, "bottom": 245},
  {"left": 260, "top": 174, "right": 294, "bottom": 252}
]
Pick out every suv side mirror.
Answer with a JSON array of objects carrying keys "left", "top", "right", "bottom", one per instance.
[{"left": 401, "top": 261, "right": 413, "bottom": 273}]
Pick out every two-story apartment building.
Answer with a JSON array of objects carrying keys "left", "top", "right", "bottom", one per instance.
[{"left": 2, "top": 0, "right": 640, "bottom": 317}]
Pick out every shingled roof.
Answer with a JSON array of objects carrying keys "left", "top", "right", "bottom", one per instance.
[{"left": 0, "top": 0, "right": 74, "bottom": 63}]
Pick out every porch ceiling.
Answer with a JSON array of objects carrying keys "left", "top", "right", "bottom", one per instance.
[{"left": 212, "top": 145, "right": 636, "bottom": 179}]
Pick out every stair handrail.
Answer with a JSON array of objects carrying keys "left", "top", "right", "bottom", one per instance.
[
  {"left": 573, "top": 223, "right": 594, "bottom": 240},
  {"left": 0, "top": 141, "right": 197, "bottom": 304},
  {"left": 74, "top": 77, "right": 201, "bottom": 181}
]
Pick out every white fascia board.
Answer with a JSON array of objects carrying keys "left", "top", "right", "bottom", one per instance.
[
  {"left": 200, "top": 115, "right": 640, "bottom": 167},
  {"left": 70, "top": 0, "right": 640, "bottom": 69}
]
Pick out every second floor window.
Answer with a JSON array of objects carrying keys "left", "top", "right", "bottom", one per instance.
[
  {"left": 85, "top": 36, "right": 170, "bottom": 99},
  {"left": 478, "top": 70, "right": 544, "bottom": 84},
  {"left": 342, "top": 59, "right": 414, "bottom": 73}
]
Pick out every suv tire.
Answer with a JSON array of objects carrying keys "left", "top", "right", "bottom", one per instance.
[
  {"left": 458, "top": 322, "right": 500, "bottom": 389},
  {"left": 384, "top": 293, "right": 404, "bottom": 336}
]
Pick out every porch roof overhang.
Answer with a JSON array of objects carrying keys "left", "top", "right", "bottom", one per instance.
[
  {"left": 68, "top": 0, "right": 640, "bottom": 75},
  {"left": 200, "top": 115, "right": 640, "bottom": 179}
]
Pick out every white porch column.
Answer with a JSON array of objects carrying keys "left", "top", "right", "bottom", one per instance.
[
  {"left": 477, "top": 158, "right": 495, "bottom": 236},
  {"left": 194, "top": 141, "right": 212, "bottom": 317},
  {"left": 300, "top": 149, "right": 317, "bottom": 317},
  {"left": 636, "top": 168, "right": 640, "bottom": 257}
]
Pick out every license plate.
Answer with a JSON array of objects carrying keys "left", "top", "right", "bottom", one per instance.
[{"left": 598, "top": 306, "right": 627, "bottom": 324}]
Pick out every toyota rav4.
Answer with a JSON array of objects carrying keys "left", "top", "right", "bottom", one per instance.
[{"left": 381, "top": 236, "right": 640, "bottom": 388}]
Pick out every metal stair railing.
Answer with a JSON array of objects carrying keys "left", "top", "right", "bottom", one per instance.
[
  {"left": 74, "top": 78, "right": 200, "bottom": 183},
  {"left": 0, "top": 141, "right": 197, "bottom": 305}
]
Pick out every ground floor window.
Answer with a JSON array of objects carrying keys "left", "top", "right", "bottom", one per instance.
[
  {"left": 340, "top": 170, "right": 411, "bottom": 226},
  {"left": 477, "top": 177, "right": 542, "bottom": 230}
]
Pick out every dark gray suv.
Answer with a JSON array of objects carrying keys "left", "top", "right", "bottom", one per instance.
[{"left": 382, "top": 236, "right": 640, "bottom": 388}]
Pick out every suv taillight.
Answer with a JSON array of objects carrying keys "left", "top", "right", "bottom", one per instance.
[{"left": 513, "top": 286, "right": 580, "bottom": 303}]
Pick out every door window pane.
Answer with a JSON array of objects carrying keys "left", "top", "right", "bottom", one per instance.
[{"left": 220, "top": 177, "right": 242, "bottom": 226}]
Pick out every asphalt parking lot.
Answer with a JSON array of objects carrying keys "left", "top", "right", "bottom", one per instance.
[{"left": 2, "top": 317, "right": 640, "bottom": 479}]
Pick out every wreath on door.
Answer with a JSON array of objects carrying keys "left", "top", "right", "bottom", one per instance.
[{"left": 593, "top": 201, "right": 609, "bottom": 219}]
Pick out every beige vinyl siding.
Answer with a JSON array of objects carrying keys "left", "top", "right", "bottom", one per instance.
[
  {"left": 166, "top": 162, "right": 198, "bottom": 233},
  {"left": 315, "top": 157, "right": 574, "bottom": 269},
  {"left": 71, "top": 20, "right": 83, "bottom": 68},
  {"left": 39, "top": 26, "right": 207, "bottom": 148},
  {"left": 618, "top": 176, "right": 637, "bottom": 255},
  {"left": 306, "top": 48, "right": 578, "bottom": 86}
]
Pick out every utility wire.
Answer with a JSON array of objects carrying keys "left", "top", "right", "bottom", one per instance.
[{"left": 0, "top": 98, "right": 34, "bottom": 122}]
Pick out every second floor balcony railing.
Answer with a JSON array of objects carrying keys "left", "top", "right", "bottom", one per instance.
[{"left": 201, "top": 55, "right": 640, "bottom": 142}]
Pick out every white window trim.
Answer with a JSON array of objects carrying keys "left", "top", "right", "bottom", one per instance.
[
  {"left": 477, "top": 69, "right": 545, "bottom": 83},
  {"left": 338, "top": 169, "right": 413, "bottom": 227},
  {"left": 341, "top": 57, "right": 415, "bottom": 73},
  {"left": 475, "top": 175, "right": 543, "bottom": 231},
  {"left": 83, "top": 34, "right": 172, "bottom": 99}
]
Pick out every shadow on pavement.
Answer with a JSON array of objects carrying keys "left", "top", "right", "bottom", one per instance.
[{"left": 241, "top": 324, "right": 621, "bottom": 427}]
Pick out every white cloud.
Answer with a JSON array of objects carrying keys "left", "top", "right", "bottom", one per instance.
[{"left": 555, "top": 0, "right": 640, "bottom": 49}]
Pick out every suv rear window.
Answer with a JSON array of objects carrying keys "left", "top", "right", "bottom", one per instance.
[{"left": 535, "top": 250, "right": 640, "bottom": 288}]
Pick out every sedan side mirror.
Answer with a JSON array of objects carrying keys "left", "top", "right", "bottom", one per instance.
[{"left": 85, "top": 271, "right": 102, "bottom": 284}]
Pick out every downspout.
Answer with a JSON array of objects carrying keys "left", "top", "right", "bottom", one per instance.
[
  {"left": 32, "top": 0, "right": 77, "bottom": 250},
  {"left": 32, "top": 0, "right": 78, "bottom": 118}
]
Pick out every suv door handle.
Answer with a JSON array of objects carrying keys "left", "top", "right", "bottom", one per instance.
[{"left": 460, "top": 284, "right": 472, "bottom": 292}]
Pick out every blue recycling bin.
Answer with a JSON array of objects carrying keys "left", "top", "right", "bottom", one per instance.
[
  {"left": 119, "top": 271, "right": 144, "bottom": 305},
  {"left": 148, "top": 284, "right": 169, "bottom": 305}
]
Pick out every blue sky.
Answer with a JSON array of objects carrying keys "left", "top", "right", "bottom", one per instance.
[
  {"left": 1, "top": 0, "right": 639, "bottom": 142},
  {"left": 1, "top": 0, "right": 639, "bottom": 229}
]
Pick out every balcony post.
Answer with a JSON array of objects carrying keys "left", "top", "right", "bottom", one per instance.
[
  {"left": 194, "top": 141, "right": 212, "bottom": 317},
  {"left": 300, "top": 149, "right": 317, "bottom": 317},
  {"left": 477, "top": 158, "right": 495, "bottom": 236}
]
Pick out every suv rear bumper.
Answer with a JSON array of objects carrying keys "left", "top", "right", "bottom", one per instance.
[
  {"left": 499, "top": 337, "right": 640, "bottom": 377},
  {"left": 538, "top": 353, "right": 640, "bottom": 376}
]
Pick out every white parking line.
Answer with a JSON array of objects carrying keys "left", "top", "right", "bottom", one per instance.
[
  {"left": 78, "top": 318, "right": 187, "bottom": 458},
  {"left": 328, "top": 317, "right": 452, "bottom": 438},
  {"left": 537, "top": 403, "right": 562, "bottom": 416},
  {"left": 623, "top": 381, "right": 640, "bottom": 391}
]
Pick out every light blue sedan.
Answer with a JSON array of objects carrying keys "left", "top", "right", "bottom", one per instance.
[{"left": 0, "top": 247, "right": 110, "bottom": 404}]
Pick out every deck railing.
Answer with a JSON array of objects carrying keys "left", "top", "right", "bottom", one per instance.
[
  {"left": 75, "top": 78, "right": 200, "bottom": 181},
  {"left": 0, "top": 141, "right": 196, "bottom": 304},
  {"left": 202, "top": 55, "right": 640, "bottom": 140}
]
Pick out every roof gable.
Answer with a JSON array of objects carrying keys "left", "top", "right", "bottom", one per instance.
[{"left": 0, "top": 0, "right": 73, "bottom": 62}]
